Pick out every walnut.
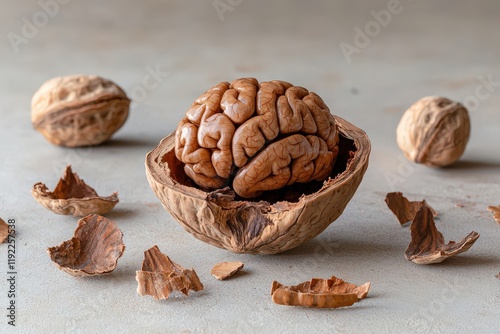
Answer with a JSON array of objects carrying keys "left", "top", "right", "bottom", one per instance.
[
  {"left": 136, "top": 245, "right": 204, "bottom": 300},
  {"left": 405, "top": 205, "right": 480, "bottom": 264},
  {"left": 397, "top": 96, "right": 470, "bottom": 167},
  {"left": 31, "top": 75, "right": 130, "bottom": 147},
  {"left": 211, "top": 261, "right": 244, "bottom": 280},
  {"left": 146, "top": 78, "right": 371, "bottom": 254},
  {"left": 174, "top": 78, "right": 340, "bottom": 198},
  {"left": 0, "top": 218, "right": 8, "bottom": 243},
  {"left": 31, "top": 165, "right": 119, "bottom": 216},
  {"left": 270, "top": 275, "right": 370, "bottom": 308},
  {"left": 47, "top": 214, "right": 125, "bottom": 276}
]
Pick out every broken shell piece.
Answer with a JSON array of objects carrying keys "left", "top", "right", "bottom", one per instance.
[
  {"left": 385, "top": 192, "right": 437, "bottom": 225},
  {"left": 0, "top": 218, "right": 9, "bottom": 243},
  {"left": 47, "top": 214, "right": 125, "bottom": 277},
  {"left": 270, "top": 276, "right": 370, "bottom": 308},
  {"left": 32, "top": 165, "right": 118, "bottom": 216},
  {"left": 487, "top": 205, "right": 500, "bottom": 224},
  {"left": 405, "top": 205, "right": 480, "bottom": 264},
  {"left": 136, "top": 245, "right": 204, "bottom": 300},
  {"left": 211, "top": 261, "right": 244, "bottom": 280}
]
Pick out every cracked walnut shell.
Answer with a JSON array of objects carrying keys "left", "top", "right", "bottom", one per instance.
[
  {"left": 271, "top": 276, "right": 370, "bottom": 308},
  {"left": 31, "top": 165, "right": 118, "bottom": 216},
  {"left": 146, "top": 78, "right": 370, "bottom": 254},
  {"left": 31, "top": 75, "right": 130, "bottom": 147},
  {"left": 47, "top": 214, "right": 125, "bottom": 277},
  {"left": 397, "top": 96, "right": 470, "bottom": 167},
  {"left": 136, "top": 245, "right": 204, "bottom": 300}
]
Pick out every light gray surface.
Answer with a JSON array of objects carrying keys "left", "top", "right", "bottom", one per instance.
[{"left": 1, "top": 1, "right": 499, "bottom": 333}]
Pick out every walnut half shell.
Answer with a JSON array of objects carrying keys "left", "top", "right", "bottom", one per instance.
[
  {"left": 31, "top": 165, "right": 119, "bottom": 216},
  {"left": 31, "top": 75, "right": 130, "bottom": 147},
  {"left": 146, "top": 115, "right": 370, "bottom": 254}
]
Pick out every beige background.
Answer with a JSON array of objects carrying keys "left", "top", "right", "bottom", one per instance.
[{"left": 1, "top": 1, "right": 499, "bottom": 333}]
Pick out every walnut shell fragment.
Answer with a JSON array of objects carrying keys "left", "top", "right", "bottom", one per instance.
[
  {"left": 0, "top": 218, "right": 9, "bottom": 243},
  {"left": 31, "top": 75, "right": 130, "bottom": 147},
  {"left": 32, "top": 165, "right": 118, "bottom": 216},
  {"left": 136, "top": 245, "right": 204, "bottom": 300},
  {"left": 47, "top": 214, "right": 125, "bottom": 277},
  {"left": 487, "top": 205, "right": 500, "bottom": 224},
  {"left": 270, "top": 276, "right": 370, "bottom": 308},
  {"left": 405, "top": 205, "right": 480, "bottom": 264},
  {"left": 211, "top": 261, "right": 244, "bottom": 280},
  {"left": 385, "top": 192, "right": 437, "bottom": 225},
  {"left": 146, "top": 112, "right": 370, "bottom": 254}
]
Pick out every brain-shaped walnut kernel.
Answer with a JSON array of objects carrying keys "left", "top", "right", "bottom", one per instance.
[{"left": 175, "top": 78, "right": 340, "bottom": 198}]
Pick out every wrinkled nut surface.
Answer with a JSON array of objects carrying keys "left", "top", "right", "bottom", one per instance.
[
  {"left": 146, "top": 79, "right": 370, "bottom": 254},
  {"left": 174, "top": 78, "right": 340, "bottom": 198},
  {"left": 397, "top": 96, "right": 470, "bottom": 167},
  {"left": 146, "top": 115, "right": 369, "bottom": 254},
  {"left": 31, "top": 75, "right": 130, "bottom": 147},
  {"left": 270, "top": 276, "right": 370, "bottom": 308},
  {"left": 385, "top": 192, "right": 437, "bottom": 225},
  {"left": 0, "top": 218, "right": 8, "bottom": 243},
  {"left": 31, "top": 165, "right": 119, "bottom": 216},
  {"left": 136, "top": 245, "right": 204, "bottom": 300},
  {"left": 405, "top": 205, "right": 480, "bottom": 264},
  {"left": 211, "top": 261, "right": 244, "bottom": 280},
  {"left": 47, "top": 214, "right": 125, "bottom": 277},
  {"left": 487, "top": 205, "right": 500, "bottom": 224}
]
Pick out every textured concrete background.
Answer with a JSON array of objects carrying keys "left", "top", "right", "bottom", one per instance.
[{"left": 0, "top": 1, "right": 499, "bottom": 333}]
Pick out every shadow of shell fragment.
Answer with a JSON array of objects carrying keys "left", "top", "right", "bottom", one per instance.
[
  {"left": 32, "top": 165, "right": 119, "bottom": 216},
  {"left": 47, "top": 214, "right": 125, "bottom": 277}
]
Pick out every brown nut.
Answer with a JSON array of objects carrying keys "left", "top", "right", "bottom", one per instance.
[
  {"left": 396, "top": 96, "right": 470, "bottom": 167},
  {"left": 146, "top": 78, "right": 370, "bottom": 254},
  {"left": 31, "top": 75, "right": 130, "bottom": 147},
  {"left": 174, "top": 78, "right": 340, "bottom": 198}
]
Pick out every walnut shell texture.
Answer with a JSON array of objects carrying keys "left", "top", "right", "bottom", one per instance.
[
  {"left": 385, "top": 192, "right": 437, "bottom": 226},
  {"left": 47, "top": 214, "right": 125, "bottom": 277},
  {"left": 396, "top": 96, "right": 470, "bottom": 167},
  {"left": 0, "top": 218, "right": 8, "bottom": 244},
  {"left": 270, "top": 276, "right": 370, "bottom": 308},
  {"left": 32, "top": 75, "right": 130, "bottom": 147},
  {"left": 31, "top": 165, "right": 119, "bottom": 216},
  {"left": 136, "top": 245, "right": 204, "bottom": 300},
  {"left": 405, "top": 205, "right": 480, "bottom": 264},
  {"left": 211, "top": 261, "right": 244, "bottom": 280},
  {"left": 146, "top": 115, "right": 370, "bottom": 254},
  {"left": 174, "top": 78, "right": 339, "bottom": 198}
]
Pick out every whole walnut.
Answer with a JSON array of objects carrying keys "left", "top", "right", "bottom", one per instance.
[
  {"left": 396, "top": 96, "right": 470, "bottom": 167},
  {"left": 174, "top": 78, "right": 340, "bottom": 198},
  {"left": 31, "top": 75, "right": 130, "bottom": 147}
]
